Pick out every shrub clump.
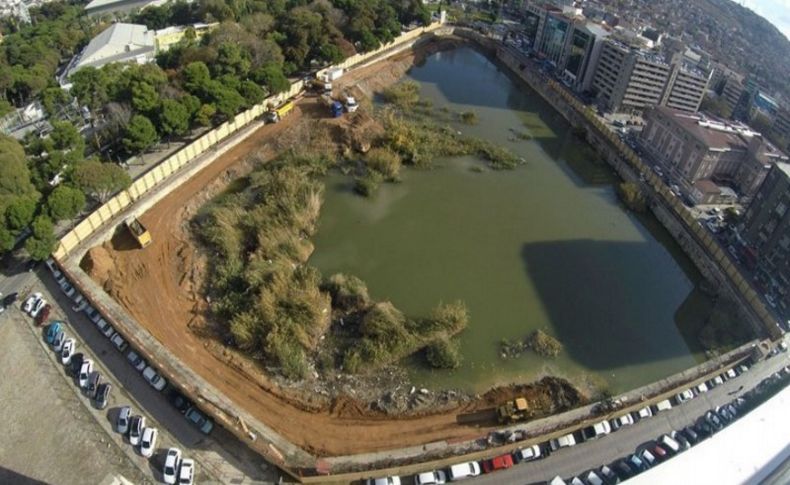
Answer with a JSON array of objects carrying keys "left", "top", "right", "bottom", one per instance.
[
  {"left": 353, "top": 170, "right": 383, "bottom": 197},
  {"left": 364, "top": 147, "right": 402, "bottom": 180},
  {"left": 381, "top": 81, "right": 421, "bottom": 108},
  {"left": 459, "top": 111, "right": 479, "bottom": 125},
  {"left": 323, "top": 273, "right": 370, "bottom": 312},
  {"left": 426, "top": 337, "right": 462, "bottom": 369},
  {"left": 527, "top": 329, "right": 563, "bottom": 358},
  {"left": 343, "top": 300, "right": 469, "bottom": 373},
  {"left": 617, "top": 181, "right": 647, "bottom": 212}
]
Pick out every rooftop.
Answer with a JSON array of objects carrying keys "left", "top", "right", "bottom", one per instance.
[{"left": 656, "top": 106, "right": 752, "bottom": 151}]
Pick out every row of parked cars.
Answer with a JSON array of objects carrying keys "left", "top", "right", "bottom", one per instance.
[
  {"left": 42, "top": 260, "right": 216, "bottom": 435},
  {"left": 547, "top": 364, "right": 752, "bottom": 484},
  {"left": 366, "top": 362, "right": 754, "bottom": 485},
  {"left": 115, "top": 404, "right": 195, "bottom": 484}
]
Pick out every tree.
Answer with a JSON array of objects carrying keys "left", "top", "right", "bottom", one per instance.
[
  {"left": 49, "top": 121, "right": 85, "bottom": 155},
  {"left": 131, "top": 81, "right": 161, "bottom": 114},
  {"left": 4, "top": 197, "right": 37, "bottom": 230},
  {"left": 70, "top": 67, "right": 109, "bottom": 122},
  {"left": 252, "top": 63, "right": 290, "bottom": 94},
  {"left": 46, "top": 185, "right": 85, "bottom": 221},
  {"left": 71, "top": 161, "right": 132, "bottom": 203},
  {"left": 24, "top": 215, "right": 57, "bottom": 261},
  {"left": 182, "top": 61, "right": 212, "bottom": 96},
  {"left": 195, "top": 103, "right": 216, "bottom": 126},
  {"left": 40, "top": 87, "right": 73, "bottom": 117},
  {"left": 239, "top": 80, "right": 265, "bottom": 106},
  {"left": 207, "top": 82, "right": 245, "bottom": 120},
  {"left": 123, "top": 115, "right": 159, "bottom": 155},
  {"left": 0, "top": 225, "right": 13, "bottom": 252},
  {"left": 159, "top": 98, "right": 190, "bottom": 140}
]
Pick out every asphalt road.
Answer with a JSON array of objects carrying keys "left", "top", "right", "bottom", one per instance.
[
  {"left": 468, "top": 347, "right": 789, "bottom": 484},
  {"left": 0, "top": 261, "right": 278, "bottom": 484}
]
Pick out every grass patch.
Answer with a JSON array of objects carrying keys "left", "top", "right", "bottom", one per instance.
[
  {"left": 381, "top": 81, "right": 421, "bottom": 108},
  {"left": 527, "top": 329, "right": 563, "bottom": 357}
]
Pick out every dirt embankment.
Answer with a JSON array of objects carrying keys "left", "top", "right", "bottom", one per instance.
[{"left": 80, "top": 39, "right": 586, "bottom": 457}]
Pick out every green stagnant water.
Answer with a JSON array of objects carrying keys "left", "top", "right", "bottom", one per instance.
[{"left": 310, "top": 46, "right": 717, "bottom": 394}]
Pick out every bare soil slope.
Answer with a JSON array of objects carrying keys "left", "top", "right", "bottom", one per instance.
[{"left": 81, "top": 43, "right": 583, "bottom": 457}]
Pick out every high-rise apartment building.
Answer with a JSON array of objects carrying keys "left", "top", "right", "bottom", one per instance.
[
  {"left": 591, "top": 40, "right": 710, "bottom": 114},
  {"left": 741, "top": 163, "right": 790, "bottom": 317}
]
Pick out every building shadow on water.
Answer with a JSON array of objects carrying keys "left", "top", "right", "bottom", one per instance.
[{"left": 520, "top": 239, "right": 701, "bottom": 371}]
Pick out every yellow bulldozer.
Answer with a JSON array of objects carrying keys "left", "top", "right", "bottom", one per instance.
[{"left": 497, "top": 397, "right": 531, "bottom": 423}]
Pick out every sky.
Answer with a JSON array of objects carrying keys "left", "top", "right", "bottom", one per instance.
[{"left": 740, "top": 0, "right": 790, "bottom": 39}]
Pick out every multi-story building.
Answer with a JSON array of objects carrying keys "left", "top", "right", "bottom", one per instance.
[
  {"left": 740, "top": 163, "right": 790, "bottom": 317},
  {"left": 721, "top": 75, "right": 746, "bottom": 115},
  {"left": 593, "top": 39, "right": 673, "bottom": 113},
  {"left": 640, "top": 106, "right": 789, "bottom": 203},
  {"left": 591, "top": 38, "right": 711, "bottom": 115},
  {"left": 537, "top": 11, "right": 573, "bottom": 65},
  {"left": 59, "top": 23, "right": 156, "bottom": 88},
  {"left": 559, "top": 22, "right": 611, "bottom": 92}
]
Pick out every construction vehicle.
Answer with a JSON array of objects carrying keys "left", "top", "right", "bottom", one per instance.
[
  {"left": 125, "top": 217, "right": 151, "bottom": 248},
  {"left": 309, "top": 78, "right": 332, "bottom": 93},
  {"left": 265, "top": 101, "right": 295, "bottom": 123},
  {"left": 320, "top": 94, "right": 345, "bottom": 118},
  {"left": 340, "top": 93, "right": 359, "bottom": 113},
  {"left": 497, "top": 397, "right": 530, "bottom": 423}
]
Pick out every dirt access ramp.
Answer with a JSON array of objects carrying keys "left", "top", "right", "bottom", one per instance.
[{"left": 79, "top": 39, "right": 580, "bottom": 459}]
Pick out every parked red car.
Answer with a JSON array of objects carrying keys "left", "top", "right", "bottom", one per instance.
[
  {"left": 34, "top": 304, "right": 51, "bottom": 326},
  {"left": 483, "top": 454, "right": 514, "bottom": 473}
]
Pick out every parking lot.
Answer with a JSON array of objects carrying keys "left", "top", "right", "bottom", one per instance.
[
  {"left": 0, "top": 311, "right": 148, "bottom": 484},
  {"left": 1, "top": 264, "right": 280, "bottom": 485}
]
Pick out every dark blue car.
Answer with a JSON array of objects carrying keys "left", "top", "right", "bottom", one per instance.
[{"left": 45, "top": 321, "right": 63, "bottom": 344}]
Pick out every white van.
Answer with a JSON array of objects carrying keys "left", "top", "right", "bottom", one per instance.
[
  {"left": 550, "top": 433, "right": 577, "bottom": 451},
  {"left": 448, "top": 462, "right": 481, "bottom": 481},
  {"left": 659, "top": 434, "right": 681, "bottom": 454},
  {"left": 652, "top": 399, "right": 672, "bottom": 413}
]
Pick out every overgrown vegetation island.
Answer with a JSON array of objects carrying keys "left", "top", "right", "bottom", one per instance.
[{"left": 194, "top": 80, "right": 522, "bottom": 379}]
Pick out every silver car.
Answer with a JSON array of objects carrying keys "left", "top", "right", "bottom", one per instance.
[{"left": 116, "top": 406, "right": 132, "bottom": 434}]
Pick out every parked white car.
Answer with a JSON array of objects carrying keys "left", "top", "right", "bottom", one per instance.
[
  {"left": 514, "top": 444, "right": 542, "bottom": 463},
  {"left": 652, "top": 399, "right": 672, "bottom": 413},
  {"left": 163, "top": 448, "right": 182, "bottom": 485},
  {"left": 633, "top": 406, "right": 653, "bottom": 421},
  {"left": 674, "top": 389, "right": 694, "bottom": 404},
  {"left": 78, "top": 359, "right": 94, "bottom": 388},
  {"left": 178, "top": 458, "right": 195, "bottom": 485},
  {"left": 447, "top": 462, "right": 480, "bottom": 481},
  {"left": 60, "top": 338, "right": 75, "bottom": 365},
  {"left": 23, "top": 292, "right": 42, "bottom": 314},
  {"left": 611, "top": 413, "right": 634, "bottom": 430},
  {"left": 143, "top": 366, "right": 167, "bottom": 391},
  {"left": 695, "top": 382, "right": 709, "bottom": 394},
  {"left": 550, "top": 433, "right": 576, "bottom": 451},
  {"left": 415, "top": 470, "right": 446, "bottom": 485},
  {"left": 140, "top": 427, "right": 158, "bottom": 458},
  {"left": 30, "top": 297, "right": 47, "bottom": 318}
]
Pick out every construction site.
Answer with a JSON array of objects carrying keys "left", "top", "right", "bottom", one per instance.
[
  {"left": 58, "top": 29, "right": 582, "bottom": 465},
  {"left": 48, "top": 23, "right": 778, "bottom": 482}
]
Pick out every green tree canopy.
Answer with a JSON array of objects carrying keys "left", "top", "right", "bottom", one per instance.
[
  {"left": 123, "top": 115, "right": 159, "bottom": 154},
  {"left": 159, "top": 98, "right": 191, "bottom": 139},
  {"left": 24, "top": 215, "right": 57, "bottom": 261},
  {"left": 71, "top": 160, "right": 132, "bottom": 203},
  {"left": 46, "top": 185, "right": 86, "bottom": 221},
  {"left": 251, "top": 63, "right": 290, "bottom": 94}
]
